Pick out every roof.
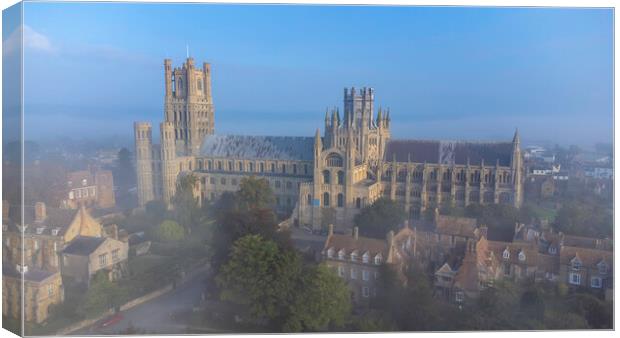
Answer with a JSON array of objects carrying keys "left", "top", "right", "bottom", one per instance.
[
  {"left": 3, "top": 265, "right": 58, "bottom": 283},
  {"left": 435, "top": 215, "right": 478, "bottom": 238},
  {"left": 324, "top": 234, "right": 388, "bottom": 258},
  {"left": 559, "top": 246, "right": 613, "bottom": 267},
  {"left": 453, "top": 254, "right": 480, "bottom": 292},
  {"left": 487, "top": 240, "right": 539, "bottom": 266},
  {"left": 14, "top": 207, "right": 79, "bottom": 236},
  {"left": 384, "top": 139, "right": 514, "bottom": 166},
  {"left": 62, "top": 236, "right": 106, "bottom": 256},
  {"left": 199, "top": 134, "right": 314, "bottom": 161},
  {"left": 562, "top": 235, "right": 613, "bottom": 251}
]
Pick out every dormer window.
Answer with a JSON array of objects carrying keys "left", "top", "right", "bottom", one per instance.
[
  {"left": 571, "top": 258, "right": 581, "bottom": 270},
  {"left": 518, "top": 251, "right": 526, "bottom": 262},
  {"left": 362, "top": 252, "right": 370, "bottom": 264},
  {"left": 36, "top": 227, "right": 44, "bottom": 235},
  {"left": 598, "top": 262, "right": 608, "bottom": 275},
  {"left": 338, "top": 249, "right": 345, "bottom": 260},
  {"left": 350, "top": 251, "right": 358, "bottom": 262},
  {"left": 548, "top": 246, "right": 557, "bottom": 255},
  {"left": 374, "top": 254, "right": 383, "bottom": 265},
  {"left": 327, "top": 248, "right": 335, "bottom": 259},
  {"left": 503, "top": 249, "right": 510, "bottom": 260},
  {"left": 51, "top": 228, "right": 60, "bottom": 236}
]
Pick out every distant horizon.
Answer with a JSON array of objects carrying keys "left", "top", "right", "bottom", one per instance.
[{"left": 8, "top": 4, "right": 613, "bottom": 149}]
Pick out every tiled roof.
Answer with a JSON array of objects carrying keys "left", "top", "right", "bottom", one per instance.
[
  {"left": 487, "top": 240, "right": 539, "bottom": 266},
  {"left": 199, "top": 135, "right": 315, "bottom": 161},
  {"left": 3, "top": 265, "right": 58, "bottom": 283},
  {"left": 324, "top": 234, "right": 388, "bottom": 258},
  {"left": 384, "top": 139, "right": 514, "bottom": 166},
  {"left": 435, "top": 215, "right": 477, "bottom": 238},
  {"left": 62, "top": 236, "right": 105, "bottom": 256},
  {"left": 559, "top": 246, "right": 613, "bottom": 267},
  {"left": 563, "top": 235, "right": 613, "bottom": 251}
]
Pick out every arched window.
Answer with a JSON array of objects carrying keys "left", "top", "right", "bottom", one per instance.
[
  {"left": 337, "top": 171, "right": 344, "bottom": 185},
  {"left": 197, "top": 79, "right": 202, "bottom": 91},
  {"left": 356, "top": 197, "right": 361, "bottom": 209},
  {"left": 307, "top": 194, "right": 312, "bottom": 205},
  {"left": 337, "top": 193, "right": 344, "bottom": 207},
  {"left": 326, "top": 153, "right": 343, "bottom": 167},
  {"left": 323, "top": 192, "right": 330, "bottom": 207},
  {"left": 323, "top": 170, "right": 331, "bottom": 184}
]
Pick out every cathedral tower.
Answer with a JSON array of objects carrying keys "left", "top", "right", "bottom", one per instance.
[
  {"left": 134, "top": 122, "right": 155, "bottom": 206},
  {"left": 160, "top": 122, "right": 178, "bottom": 205},
  {"left": 164, "top": 57, "right": 215, "bottom": 156}
]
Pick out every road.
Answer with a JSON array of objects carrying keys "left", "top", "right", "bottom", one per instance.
[{"left": 72, "top": 265, "right": 210, "bottom": 335}]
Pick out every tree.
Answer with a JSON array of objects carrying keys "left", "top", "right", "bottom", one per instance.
[
  {"left": 145, "top": 200, "right": 167, "bottom": 222},
  {"left": 236, "top": 176, "right": 275, "bottom": 211},
  {"left": 114, "top": 148, "right": 135, "bottom": 191},
  {"left": 78, "top": 271, "right": 128, "bottom": 317},
  {"left": 153, "top": 220, "right": 185, "bottom": 242},
  {"left": 284, "top": 264, "right": 351, "bottom": 332},
  {"left": 463, "top": 204, "right": 532, "bottom": 242},
  {"left": 355, "top": 198, "right": 406, "bottom": 239},
  {"left": 172, "top": 173, "right": 201, "bottom": 229},
  {"left": 216, "top": 235, "right": 302, "bottom": 326}
]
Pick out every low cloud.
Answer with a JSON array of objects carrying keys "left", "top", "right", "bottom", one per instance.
[{"left": 3, "top": 25, "right": 56, "bottom": 55}]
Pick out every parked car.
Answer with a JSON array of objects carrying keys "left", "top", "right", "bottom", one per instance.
[{"left": 98, "top": 313, "right": 124, "bottom": 328}]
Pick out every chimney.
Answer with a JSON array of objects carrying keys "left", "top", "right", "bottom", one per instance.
[
  {"left": 2, "top": 200, "right": 9, "bottom": 219},
  {"left": 35, "top": 202, "right": 46, "bottom": 222},
  {"left": 353, "top": 226, "right": 359, "bottom": 240},
  {"left": 479, "top": 226, "right": 488, "bottom": 239},
  {"left": 328, "top": 224, "right": 334, "bottom": 237}
]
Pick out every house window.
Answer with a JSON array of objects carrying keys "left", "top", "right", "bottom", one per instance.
[
  {"left": 323, "top": 192, "right": 330, "bottom": 207},
  {"left": 591, "top": 277, "right": 602, "bottom": 288},
  {"left": 569, "top": 272, "right": 581, "bottom": 285},
  {"left": 362, "top": 270, "right": 369, "bottom": 281},
  {"left": 112, "top": 249, "right": 119, "bottom": 262},
  {"left": 374, "top": 255, "right": 382, "bottom": 265},
  {"left": 503, "top": 249, "right": 510, "bottom": 260},
  {"left": 99, "top": 253, "right": 108, "bottom": 267},
  {"left": 572, "top": 260, "right": 581, "bottom": 270},
  {"left": 281, "top": 164, "right": 286, "bottom": 173},
  {"left": 374, "top": 271, "right": 379, "bottom": 280},
  {"left": 338, "top": 266, "right": 345, "bottom": 277},
  {"left": 337, "top": 194, "right": 344, "bottom": 207},
  {"left": 548, "top": 247, "right": 557, "bottom": 255},
  {"left": 338, "top": 250, "right": 345, "bottom": 260},
  {"left": 362, "top": 252, "right": 369, "bottom": 264},
  {"left": 271, "top": 163, "right": 275, "bottom": 172},
  {"left": 362, "top": 286, "right": 370, "bottom": 298},
  {"left": 599, "top": 263, "right": 608, "bottom": 275},
  {"left": 455, "top": 291, "right": 464, "bottom": 303},
  {"left": 518, "top": 251, "right": 526, "bottom": 262},
  {"left": 350, "top": 268, "right": 357, "bottom": 279},
  {"left": 351, "top": 252, "right": 358, "bottom": 262},
  {"left": 260, "top": 163, "right": 264, "bottom": 172},
  {"left": 48, "top": 284, "right": 54, "bottom": 296},
  {"left": 327, "top": 248, "right": 334, "bottom": 258}
]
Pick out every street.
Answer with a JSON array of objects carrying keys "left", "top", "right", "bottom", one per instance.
[{"left": 71, "top": 265, "right": 210, "bottom": 335}]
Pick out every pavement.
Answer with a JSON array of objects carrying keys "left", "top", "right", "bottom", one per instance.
[{"left": 71, "top": 264, "right": 211, "bottom": 335}]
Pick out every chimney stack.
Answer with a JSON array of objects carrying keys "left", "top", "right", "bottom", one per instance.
[
  {"left": 353, "top": 226, "right": 359, "bottom": 240},
  {"left": 35, "top": 202, "right": 46, "bottom": 222}
]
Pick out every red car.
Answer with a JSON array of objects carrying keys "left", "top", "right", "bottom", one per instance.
[{"left": 98, "top": 313, "right": 124, "bottom": 328}]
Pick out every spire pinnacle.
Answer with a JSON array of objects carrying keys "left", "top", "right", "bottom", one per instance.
[{"left": 512, "top": 128, "right": 520, "bottom": 144}]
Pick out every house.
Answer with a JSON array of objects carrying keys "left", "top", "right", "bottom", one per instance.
[
  {"left": 2, "top": 265, "right": 64, "bottom": 324},
  {"left": 61, "top": 236, "right": 129, "bottom": 286},
  {"left": 61, "top": 169, "right": 116, "bottom": 209},
  {"left": 322, "top": 225, "right": 400, "bottom": 304},
  {"left": 559, "top": 246, "right": 613, "bottom": 292}
]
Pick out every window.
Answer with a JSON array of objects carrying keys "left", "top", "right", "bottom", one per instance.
[
  {"left": 374, "top": 271, "right": 379, "bottom": 280},
  {"left": 260, "top": 163, "right": 264, "bottom": 172},
  {"left": 48, "top": 284, "right": 54, "bottom": 296},
  {"left": 350, "top": 251, "right": 358, "bottom": 262},
  {"left": 221, "top": 178, "right": 226, "bottom": 185},
  {"left": 362, "top": 270, "right": 369, "bottom": 281},
  {"left": 518, "top": 251, "right": 526, "bottom": 262},
  {"left": 99, "top": 254, "right": 108, "bottom": 267},
  {"left": 338, "top": 266, "right": 345, "bottom": 277},
  {"left": 362, "top": 286, "right": 370, "bottom": 298},
  {"left": 374, "top": 255, "right": 382, "bottom": 265},
  {"left": 307, "top": 194, "right": 312, "bottom": 205},
  {"left": 598, "top": 262, "right": 608, "bottom": 275},
  {"left": 249, "top": 162, "right": 254, "bottom": 172},
  {"left": 286, "top": 181, "right": 292, "bottom": 190},
  {"left": 304, "top": 164, "right": 309, "bottom": 175},
  {"left": 36, "top": 227, "right": 44, "bottom": 235},
  {"left": 591, "top": 277, "right": 602, "bottom": 288},
  {"left": 362, "top": 252, "right": 370, "bottom": 263},
  {"left": 275, "top": 181, "right": 281, "bottom": 189},
  {"left": 323, "top": 170, "right": 331, "bottom": 184},
  {"left": 112, "top": 249, "right": 119, "bottom": 262},
  {"left": 455, "top": 291, "right": 464, "bottom": 303},
  {"left": 503, "top": 249, "right": 510, "bottom": 260},
  {"left": 548, "top": 246, "right": 557, "bottom": 255},
  {"left": 338, "top": 249, "right": 345, "bottom": 260},
  {"left": 569, "top": 272, "right": 581, "bottom": 285},
  {"left": 356, "top": 198, "right": 361, "bottom": 209},
  {"left": 271, "top": 163, "right": 275, "bottom": 172},
  {"left": 210, "top": 177, "right": 215, "bottom": 184},
  {"left": 293, "top": 164, "right": 297, "bottom": 174},
  {"left": 323, "top": 192, "right": 330, "bottom": 207},
  {"left": 350, "top": 268, "right": 357, "bottom": 279},
  {"left": 327, "top": 248, "right": 335, "bottom": 258},
  {"left": 572, "top": 259, "right": 581, "bottom": 270},
  {"left": 337, "top": 171, "right": 345, "bottom": 185},
  {"left": 238, "top": 162, "right": 243, "bottom": 171},
  {"left": 281, "top": 164, "right": 286, "bottom": 173},
  {"left": 337, "top": 193, "right": 344, "bottom": 207},
  {"left": 232, "top": 178, "right": 238, "bottom": 186}
]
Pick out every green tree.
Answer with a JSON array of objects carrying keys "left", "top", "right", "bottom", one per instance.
[
  {"left": 114, "top": 147, "right": 135, "bottom": 191},
  {"left": 172, "top": 173, "right": 201, "bottom": 229},
  {"left": 78, "top": 271, "right": 128, "bottom": 317},
  {"left": 236, "top": 176, "right": 275, "bottom": 211},
  {"left": 145, "top": 200, "right": 167, "bottom": 222},
  {"left": 216, "top": 235, "right": 302, "bottom": 326},
  {"left": 284, "top": 264, "right": 351, "bottom": 332},
  {"left": 153, "top": 220, "right": 185, "bottom": 242},
  {"left": 354, "top": 198, "right": 406, "bottom": 239}
]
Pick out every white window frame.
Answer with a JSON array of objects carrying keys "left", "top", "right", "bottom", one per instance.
[
  {"left": 350, "top": 268, "right": 357, "bottom": 279},
  {"left": 350, "top": 252, "right": 358, "bottom": 262},
  {"left": 455, "top": 291, "right": 464, "bottom": 303},
  {"left": 591, "top": 277, "right": 602, "bottom": 288},
  {"left": 99, "top": 253, "right": 107, "bottom": 267},
  {"left": 503, "top": 249, "right": 510, "bottom": 260},
  {"left": 362, "top": 270, "right": 369, "bottom": 281},
  {"left": 362, "top": 286, "right": 370, "bottom": 298},
  {"left": 374, "top": 255, "right": 382, "bottom": 265},
  {"left": 362, "top": 252, "right": 370, "bottom": 264},
  {"left": 327, "top": 248, "right": 335, "bottom": 259},
  {"left": 338, "top": 250, "right": 345, "bottom": 260},
  {"left": 518, "top": 251, "right": 526, "bottom": 262},
  {"left": 569, "top": 272, "right": 581, "bottom": 285}
]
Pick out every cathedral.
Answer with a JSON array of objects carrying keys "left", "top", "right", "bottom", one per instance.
[{"left": 134, "top": 57, "right": 523, "bottom": 230}]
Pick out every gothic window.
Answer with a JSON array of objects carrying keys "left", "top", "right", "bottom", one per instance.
[
  {"left": 337, "top": 193, "right": 344, "bottom": 207},
  {"left": 356, "top": 197, "right": 361, "bottom": 209},
  {"left": 337, "top": 171, "right": 344, "bottom": 185},
  {"left": 281, "top": 164, "right": 286, "bottom": 173},
  {"left": 271, "top": 163, "right": 275, "bottom": 172},
  {"left": 323, "top": 170, "right": 331, "bottom": 184},
  {"left": 326, "top": 153, "right": 343, "bottom": 167},
  {"left": 323, "top": 192, "right": 330, "bottom": 207},
  {"left": 249, "top": 162, "right": 254, "bottom": 172},
  {"left": 217, "top": 161, "right": 222, "bottom": 170},
  {"left": 228, "top": 161, "right": 233, "bottom": 171},
  {"left": 293, "top": 164, "right": 297, "bottom": 174},
  {"left": 304, "top": 164, "right": 309, "bottom": 175},
  {"left": 260, "top": 163, "right": 264, "bottom": 172},
  {"left": 197, "top": 79, "right": 202, "bottom": 91},
  {"left": 286, "top": 181, "right": 292, "bottom": 190},
  {"left": 307, "top": 194, "right": 312, "bottom": 205},
  {"left": 238, "top": 162, "right": 243, "bottom": 171}
]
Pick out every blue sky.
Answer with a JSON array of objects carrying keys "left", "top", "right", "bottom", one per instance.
[{"left": 15, "top": 3, "right": 614, "bottom": 147}]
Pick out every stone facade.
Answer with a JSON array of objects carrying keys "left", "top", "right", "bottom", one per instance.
[
  {"left": 3, "top": 266, "right": 64, "bottom": 324},
  {"left": 135, "top": 58, "right": 524, "bottom": 228},
  {"left": 61, "top": 169, "right": 116, "bottom": 209}
]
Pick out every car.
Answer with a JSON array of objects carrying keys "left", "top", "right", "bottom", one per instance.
[{"left": 98, "top": 313, "right": 124, "bottom": 328}]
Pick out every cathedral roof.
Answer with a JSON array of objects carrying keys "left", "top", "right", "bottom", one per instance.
[
  {"left": 199, "top": 135, "right": 314, "bottom": 161},
  {"left": 384, "top": 139, "right": 514, "bottom": 166}
]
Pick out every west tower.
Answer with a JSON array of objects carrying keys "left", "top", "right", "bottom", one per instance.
[{"left": 164, "top": 57, "right": 215, "bottom": 156}]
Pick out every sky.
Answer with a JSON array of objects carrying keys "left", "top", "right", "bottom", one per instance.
[{"left": 11, "top": 3, "right": 615, "bottom": 148}]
